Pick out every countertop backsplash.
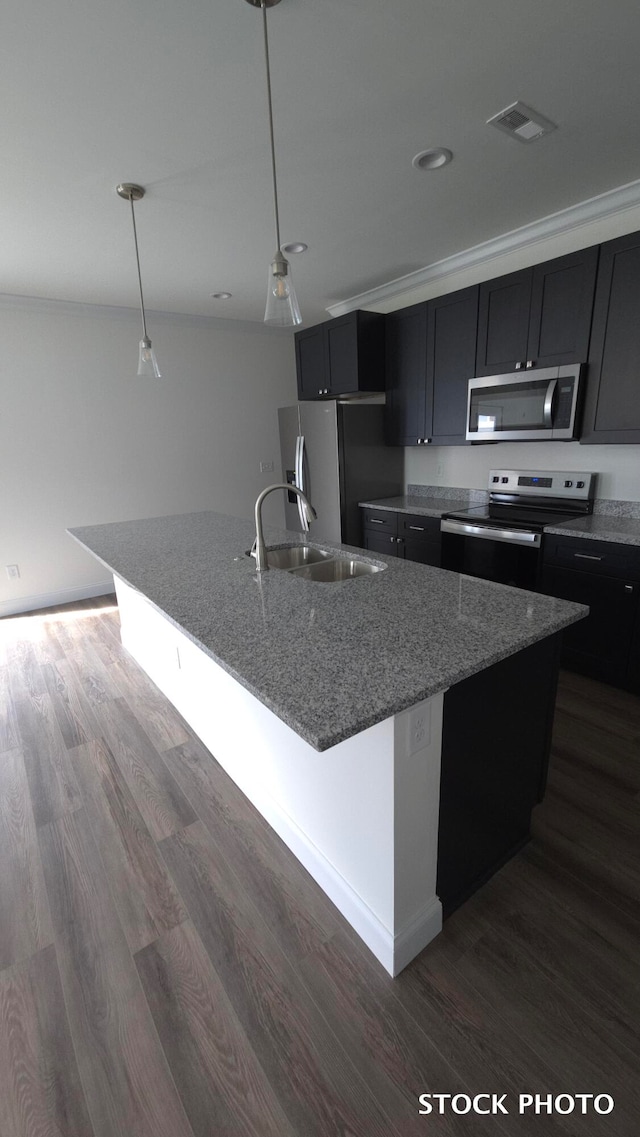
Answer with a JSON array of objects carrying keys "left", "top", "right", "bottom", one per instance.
[{"left": 407, "top": 484, "right": 489, "bottom": 505}]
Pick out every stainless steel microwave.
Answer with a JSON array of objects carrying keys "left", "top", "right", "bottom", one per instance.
[{"left": 466, "top": 365, "right": 584, "bottom": 442}]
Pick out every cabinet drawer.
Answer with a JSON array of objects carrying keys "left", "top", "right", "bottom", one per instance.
[
  {"left": 361, "top": 508, "right": 397, "bottom": 532},
  {"left": 397, "top": 514, "right": 441, "bottom": 541},
  {"left": 543, "top": 535, "right": 640, "bottom": 580}
]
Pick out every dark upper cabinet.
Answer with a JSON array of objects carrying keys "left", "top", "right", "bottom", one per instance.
[
  {"left": 384, "top": 303, "right": 429, "bottom": 446},
  {"left": 527, "top": 246, "right": 599, "bottom": 367},
  {"left": 295, "top": 326, "right": 326, "bottom": 400},
  {"left": 475, "top": 248, "right": 598, "bottom": 376},
  {"left": 295, "top": 311, "right": 385, "bottom": 400},
  {"left": 385, "top": 287, "right": 478, "bottom": 447},
  {"left": 581, "top": 231, "right": 640, "bottom": 444},
  {"left": 428, "top": 285, "right": 479, "bottom": 445},
  {"left": 476, "top": 268, "right": 533, "bottom": 376}
]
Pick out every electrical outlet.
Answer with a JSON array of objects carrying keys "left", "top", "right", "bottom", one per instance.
[
  {"left": 6, "top": 564, "right": 20, "bottom": 580},
  {"left": 408, "top": 703, "right": 431, "bottom": 755},
  {"left": 260, "top": 460, "right": 274, "bottom": 474}
]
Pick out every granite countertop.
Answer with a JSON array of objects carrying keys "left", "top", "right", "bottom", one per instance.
[
  {"left": 360, "top": 494, "right": 471, "bottom": 518},
  {"left": 69, "top": 510, "right": 586, "bottom": 752},
  {"left": 544, "top": 515, "right": 640, "bottom": 547}
]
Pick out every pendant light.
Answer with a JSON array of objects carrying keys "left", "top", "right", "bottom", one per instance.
[
  {"left": 116, "top": 183, "right": 162, "bottom": 377},
  {"left": 245, "top": 0, "right": 302, "bottom": 327}
]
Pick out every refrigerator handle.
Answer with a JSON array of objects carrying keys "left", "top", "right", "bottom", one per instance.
[{"left": 296, "top": 435, "right": 310, "bottom": 532}]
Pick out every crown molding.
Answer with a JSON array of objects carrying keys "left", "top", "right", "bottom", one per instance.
[
  {"left": 326, "top": 177, "right": 640, "bottom": 317},
  {"left": 0, "top": 292, "right": 292, "bottom": 336}
]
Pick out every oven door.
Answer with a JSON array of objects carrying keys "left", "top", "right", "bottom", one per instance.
[
  {"left": 440, "top": 520, "right": 541, "bottom": 590},
  {"left": 466, "top": 366, "right": 582, "bottom": 442}
]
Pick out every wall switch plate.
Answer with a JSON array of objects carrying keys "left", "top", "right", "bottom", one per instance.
[
  {"left": 260, "top": 460, "right": 274, "bottom": 474},
  {"left": 6, "top": 564, "right": 20, "bottom": 580},
  {"left": 408, "top": 702, "right": 431, "bottom": 755}
]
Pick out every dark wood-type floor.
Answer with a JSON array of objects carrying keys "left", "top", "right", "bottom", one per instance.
[{"left": 0, "top": 596, "right": 638, "bottom": 1137}]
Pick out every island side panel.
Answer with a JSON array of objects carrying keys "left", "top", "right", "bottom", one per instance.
[
  {"left": 436, "top": 633, "right": 562, "bottom": 915},
  {"left": 114, "top": 576, "right": 444, "bottom": 976}
]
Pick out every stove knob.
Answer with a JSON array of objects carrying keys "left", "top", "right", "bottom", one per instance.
[
  {"left": 501, "top": 477, "right": 508, "bottom": 483},
  {"left": 576, "top": 480, "right": 585, "bottom": 489},
  {"left": 492, "top": 475, "right": 500, "bottom": 483},
  {"left": 564, "top": 480, "right": 573, "bottom": 488}
]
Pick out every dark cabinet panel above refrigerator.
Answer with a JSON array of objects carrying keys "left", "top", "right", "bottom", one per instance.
[{"left": 294, "top": 311, "right": 385, "bottom": 401}]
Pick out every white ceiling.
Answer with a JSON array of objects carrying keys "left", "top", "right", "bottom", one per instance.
[{"left": 4, "top": 0, "right": 640, "bottom": 327}]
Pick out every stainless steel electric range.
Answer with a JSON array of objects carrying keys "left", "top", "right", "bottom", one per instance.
[{"left": 440, "top": 469, "right": 596, "bottom": 590}]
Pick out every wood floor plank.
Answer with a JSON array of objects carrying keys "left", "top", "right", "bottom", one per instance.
[
  {"left": 0, "top": 945, "right": 94, "bottom": 1137},
  {"left": 9, "top": 676, "right": 82, "bottom": 828},
  {"left": 135, "top": 921, "right": 296, "bottom": 1137},
  {"left": 108, "top": 651, "right": 190, "bottom": 752},
  {"left": 96, "top": 697, "right": 196, "bottom": 841},
  {"left": 159, "top": 820, "right": 401, "bottom": 1137},
  {"left": 70, "top": 739, "right": 187, "bottom": 953},
  {"left": 431, "top": 923, "right": 640, "bottom": 1134},
  {"left": 0, "top": 666, "right": 19, "bottom": 753},
  {"left": 39, "top": 659, "right": 90, "bottom": 750},
  {"left": 38, "top": 807, "right": 195, "bottom": 1137},
  {"left": 162, "top": 737, "right": 343, "bottom": 962},
  {"left": 297, "top": 931, "right": 503, "bottom": 1137},
  {"left": 0, "top": 749, "right": 53, "bottom": 970}
]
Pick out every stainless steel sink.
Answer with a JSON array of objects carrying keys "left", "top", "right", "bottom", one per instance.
[
  {"left": 289, "top": 557, "right": 384, "bottom": 581},
  {"left": 246, "top": 544, "right": 332, "bottom": 570}
]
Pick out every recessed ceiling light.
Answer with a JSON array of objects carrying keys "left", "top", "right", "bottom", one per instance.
[
  {"left": 412, "top": 147, "right": 453, "bottom": 171},
  {"left": 211, "top": 292, "right": 232, "bottom": 300},
  {"left": 281, "top": 242, "right": 308, "bottom": 254}
]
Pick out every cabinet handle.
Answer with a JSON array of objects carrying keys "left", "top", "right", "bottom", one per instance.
[
  {"left": 396, "top": 537, "right": 404, "bottom": 544},
  {"left": 526, "top": 360, "right": 536, "bottom": 369},
  {"left": 624, "top": 584, "right": 634, "bottom": 593},
  {"left": 574, "top": 553, "right": 603, "bottom": 561},
  {"left": 417, "top": 438, "right": 423, "bottom": 444},
  {"left": 409, "top": 525, "right": 425, "bottom": 531},
  {"left": 515, "top": 361, "right": 523, "bottom": 370},
  {"left": 368, "top": 518, "right": 385, "bottom": 524}
]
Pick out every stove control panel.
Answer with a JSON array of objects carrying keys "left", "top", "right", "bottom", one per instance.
[{"left": 488, "top": 470, "right": 596, "bottom": 501}]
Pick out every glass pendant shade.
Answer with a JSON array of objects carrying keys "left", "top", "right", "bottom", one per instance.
[
  {"left": 264, "top": 257, "right": 302, "bottom": 327},
  {"left": 137, "top": 336, "right": 162, "bottom": 378}
]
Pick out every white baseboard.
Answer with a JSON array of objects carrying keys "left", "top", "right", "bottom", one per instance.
[{"left": 0, "top": 581, "right": 114, "bottom": 618}]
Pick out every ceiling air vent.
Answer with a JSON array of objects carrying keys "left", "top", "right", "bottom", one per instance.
[{"left": 487, "top": 101, "right": 557, "bottom": 142}]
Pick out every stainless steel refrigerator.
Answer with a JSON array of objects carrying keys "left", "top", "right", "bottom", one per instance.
[{"left": 278, "top": 402, "right": 404, "bottom": 547}]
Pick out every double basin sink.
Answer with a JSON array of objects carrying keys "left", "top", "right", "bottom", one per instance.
[{"left": 248, "top": 544, "right": 384, "bottom": 582}]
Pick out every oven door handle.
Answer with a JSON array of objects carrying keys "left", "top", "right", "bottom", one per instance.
[
  {"left": 543, "top": 378, "right": 558, "bottom": 428},
  {"left": 440, "top": 519, "right": 541, "bottom": 548}
]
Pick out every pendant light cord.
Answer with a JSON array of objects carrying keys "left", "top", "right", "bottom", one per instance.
[
  {"left": 262, "top": 0, "right": 281, "bottom": 252},
  {"left": 129, "top": 194, "right": 149, "bottom": 341}
]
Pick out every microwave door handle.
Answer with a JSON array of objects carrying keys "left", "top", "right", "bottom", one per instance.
[{"left": 543, "top": 378, "right": 558, "bottom": 428}]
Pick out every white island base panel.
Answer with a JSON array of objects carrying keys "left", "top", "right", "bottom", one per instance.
[{"left": 115, "top": 577, "right": 444, "bottom": 976}]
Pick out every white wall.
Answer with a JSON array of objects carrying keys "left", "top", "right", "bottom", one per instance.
[
  {"left": 372, "top": 202, "right": 640, "bottom": 501},
  {"left": 0, "top": 298, "right": 297, "bottom": 615}
]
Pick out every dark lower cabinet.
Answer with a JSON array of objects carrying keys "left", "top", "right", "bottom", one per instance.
[
  {"left": 437, "top": 635, "right": 560, "bottom": 915},
  {"left": 361, "top": 508, "right": 441, "bottom": 566},
  {"left": 541, "top": 534, "right": 640, "bottom": 692}
]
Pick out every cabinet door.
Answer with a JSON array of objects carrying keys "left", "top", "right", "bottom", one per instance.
[
  {"left": 384, "top": 303, "right": 429, "bottom": 446},
  {"left": 476, "top": 268, "right": 533, "bottom": 376},
  {"left": 540, "top": 565, "right": 639, "bottom": 687},
  {"left": 363, "top": 530, "right": 399, "bottom": 556},
  {"left": 581, "top": 231, "right": 640, "bottom": 443},
  {"left": 295, "top": 326, "right": 326, "bottom": 400},
  {"left": 324, "top": 313, "right": 359, "bottom": 395},
  {"left": 527, "top": 246, "right": 598, "bottom": 368},
  {"left": 398, "top": 536, "right": 441, "bottom": 567},
  {"left": 428, "top": 285, "right": 478, "bottom": 445}
]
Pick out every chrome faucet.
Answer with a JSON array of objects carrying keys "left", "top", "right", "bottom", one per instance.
[{"left": 252, "top": 483, "right": 317, "bottom": 571}]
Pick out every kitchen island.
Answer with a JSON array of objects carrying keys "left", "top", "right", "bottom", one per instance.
[{"left": 69, "top": 510, "right": 586, "bottom": 975}]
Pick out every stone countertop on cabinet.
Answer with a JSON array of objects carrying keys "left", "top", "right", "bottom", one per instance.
[
  {"left": 544, "top": 515, "right": 640, "bottom": 547},
  {"left": 69, "top": 510, "right": 586, "bottom": 752},
  {"left": 360, "top": 495, "right": 471, "bottom": 518}
]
